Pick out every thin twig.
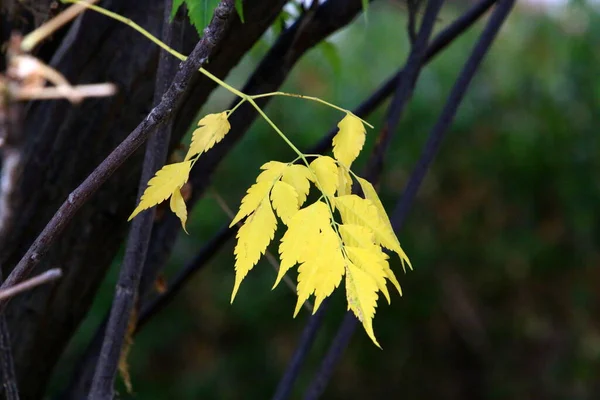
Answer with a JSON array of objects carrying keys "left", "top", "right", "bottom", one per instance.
[
  {"left": 271, "top": 299, "right": 328, "bottom": 400},
  {"left": 20, "top": 0, "right": 99, "bottom": 52},
  {"left": 407, "top": 0, "right": 420, "bottom": 45},
  {"left": 88, "top": 1, "right": 188, "bottom": 398},
  {"left": 366, "top": 0, "right": 444, "bottom": 183},
  {"left": 0, "top": 269, "right": 62, "bottom": 302},
  {"left": 303, "top": 1, "right": 516, "bottom": 398},
  {"left": 0, "top": 1, "right": 236, "bottom": 312}
]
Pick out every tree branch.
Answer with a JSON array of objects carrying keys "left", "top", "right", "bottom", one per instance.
[
  {"left": 303, "top": 0, "right": 516, "bottom": 398},
  {"left": 87, "top": 0, "right": 185, "bottom": 398},
  {"left": 365, "top": 0, "right": 444, "bottom": 183},
  {"left": 0, "top": 1, "right": 235, "bottom": 310},
  {"left": 0, "top": 269, "right": 62, "bottom": 302}
]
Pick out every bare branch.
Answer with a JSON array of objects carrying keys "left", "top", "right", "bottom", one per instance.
[
  {"left": 0, "top": 269, "right": 62, "bottom": 302},
  {"left": 87, "top": 1, "right": 201, "bottom": 398}
]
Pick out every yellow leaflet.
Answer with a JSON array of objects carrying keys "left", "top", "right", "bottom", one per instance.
[
  {"left": 339, "top": 224, "right": 402, "bottom": 297},
  {"left": 281, "top": 164, "right": 312, "bottom": 207},
  {"left": 128, "top": 160, "right": 193, "bottom": 221},
  {"left": 229, "top": 181, "right": 273, "bottom": 227},
  {"left": 309, "top": 156, "right": 338, "bottom": 197},
  {"left": 336, "top": 195, "right": 410, "bottom": 270},
  {"left": 332, "top": 113, "right": 366, "bottom": 167},
  {"left": 337, "top": 165, "right": 352, "bottom": 196},
  {"left": 170, "top": 187, "right": 188, "bottom": 233},
  {"left": 294, "top": 225, "right": 345, "bottom": 317},
  {"left": 231, "top": 200, "right": 277, "bottom": 302},
  {"left": 357, "top": 176, "right": 412, "bottom": 271},
  {"left": 339, "top": 224, "right": 374, "bottom": 248},
  {"left": 345, "top": 246, "right": 391, "bottom": 304},
  {"left": 256, "top": 161, "right": 288, "bottom": 183},
  {"left": 270, "top": 180, "right": 299, "bottom": 225},
  {"left": 184, "top": 112, "right": 231, "bottom": 161},
  {"left": 345, "top": 262, "right": 381, "bottom": 348},
  {"left": 275, "top": 201, "right": 330, "bottom": 288}
]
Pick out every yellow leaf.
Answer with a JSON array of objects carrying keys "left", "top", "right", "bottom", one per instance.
[
  {"left": 231, "top": 200, "right": 277, "bottom": 302},
  {"left": 345, "top": 262, "right": 381, "bottom": 348},
  {"left": 275, "top": 201, "right": 330, "bottom": 289},
  {"left": 332, "top": 113, "right": 365, "bottom": 167},
  {"left": 281, "top": 164, "right": 312, "bottom": 207},
  {"left": 128, "top": 161, "right": 193, "bottom": 221},
  {"left": 229, "top": 180, "right": 273, "bottom": 227},
  {"left": 270, "top": 180, "right": 299, "bottom": 224},
  {"left": 382, "top": 262, "right": 402, "bottom": 297},
  {"left": 256, "top": 161, "right": 288, "bottom": 183},
  {"left": 337, "top": 165, "right": 352, "bottom": 196},
  {"left": 309, "top": 156, "right": 338, "bottom": 197},
  {"left": 294, "top": 225, "right": 345, "bottom": 316},
  {"left": 336, "top": 195, "right": 410, "bottom": 270},
  {"left": 170, "top": 187, "right": 188, "bottom": 234},
  {"left": 345, "top": 246, "right": 390, "bottom": 304},
  {"left": 185, "top": 112, "right": 231, "bottom": 160},
  {"left": 339, "top": 224, "right": 374, "bottom": 248},
  {"left": 356, "top": 176, "right": 412, "bottom": 271}
]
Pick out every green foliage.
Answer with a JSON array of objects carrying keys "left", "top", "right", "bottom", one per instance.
[{"left": 173, "top": 0, "right": 244, "bottom": 35}]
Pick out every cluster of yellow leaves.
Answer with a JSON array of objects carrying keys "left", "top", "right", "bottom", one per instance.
[
  {"left": 128, "top": 112, "right": 231, "bottom": 230},
  {"left": 129, "top": 108, "right": 411, "bottom": 347},
  {"left": 229, "top": 113, "right": 411, "bottom": 347}
]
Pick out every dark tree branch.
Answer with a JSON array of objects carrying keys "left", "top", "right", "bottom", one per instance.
[
  {"left": 366, "top": 0, "right": 444, "bottom": 183},
  {"left": 271, "top": 299, "right": 329, "bottom": 400},
  {"left": 87, "top": 1, "right": 184, "bottom": 398},
  {"left": 303, "top": 0, "right": 516, "bottom": 398},
  {"left": 407, "top": 0, "right": 420, "bottom": 45},
  {"left": 136, "top": 223, "right": 232, "bottom": 331},
  {"left": 391, "top": 0, "right": 515, "bottom": 228},
  {"left": 0, "top": 1, "right": 235, "bottom": 309},
  {"left": 0, "top": 269, "right": 62, "bottom": 302}
]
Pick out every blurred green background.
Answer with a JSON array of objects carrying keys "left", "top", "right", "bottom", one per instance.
[{"left": 50, "top": 1, "right": 600, "bottom": 398}]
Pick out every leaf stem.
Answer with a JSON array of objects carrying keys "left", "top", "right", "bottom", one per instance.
[
  {"left": 251, "top": 92, "right": 374, "bottom": 128},
  {"left": 63, "top": 0, "right": 186, "bottom": 61}
]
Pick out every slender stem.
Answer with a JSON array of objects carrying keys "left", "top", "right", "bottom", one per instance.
[
  {"left": 21, "top": 0, "right": 99, "bottom": 51},
  {"left": 0, "top": 269, "right": 62, "bottom": 302},
  {"left": 251, "top": 92, "right": 373, "bottom": 128},
  {"left": 64, "top": 0, "right": 186, "bottom": 61}
]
